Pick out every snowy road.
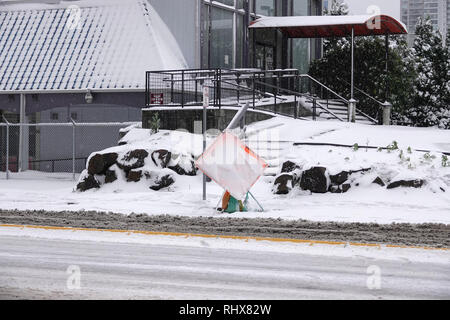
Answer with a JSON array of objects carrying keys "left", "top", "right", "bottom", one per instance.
[{"left": 0, "top": 228, "right": 449, "bottom": 299}]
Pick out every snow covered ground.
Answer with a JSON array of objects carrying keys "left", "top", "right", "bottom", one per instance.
[
  {"left": 0, "top": 225, "right": 448, "bottom": 299},
  {"left": 0, "top": 118, "right": 449, "bottom": 225}
]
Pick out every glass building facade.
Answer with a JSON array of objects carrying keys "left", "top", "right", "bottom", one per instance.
[
  {"left": 200, "top": 0, "right": 323, "bottom": 71},
  {"left": 150, "top": 0, "right": 323, "bottom": 71},
  {"left": 400, "top": 0, "right": 448, "bottom": 41}
]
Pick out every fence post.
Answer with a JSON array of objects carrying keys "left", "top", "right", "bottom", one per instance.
[
  {"left": 294, "top": 94, "right": 297, "bottom": 119},
  {"left": 181, "top": 70, "right": 185, "bottom": 108},
  {"left": 171, "top": 73, "right": 174, "bottom": 103},
  {"left": 236, "top": 73, "right": 240, "bottom": 104},
  {"left": 71, "top": 118, "right": 76, "bottom": 181},
  {"left": 274, "top": 88, "right": 277, "bottom": 114},
  {"left": 252, "top": 74, "right": 256, "bottom": 109},
  {"left": 3, "top": 116, "right": 10, "bottom": 180},
  {"left": 313, "top": 99, "right": 317, "bottom": 121},
  {"left": 218, "top": 69, "right": 222, "bottom": 110}
]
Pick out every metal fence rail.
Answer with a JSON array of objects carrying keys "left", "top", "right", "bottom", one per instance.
[{"left": 0, "top": 119, "right": 135, "bottom": 180}]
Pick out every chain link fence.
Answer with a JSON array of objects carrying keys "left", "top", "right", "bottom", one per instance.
[{"left": 0, "top": 120, "right": 135, "bottom": 180}]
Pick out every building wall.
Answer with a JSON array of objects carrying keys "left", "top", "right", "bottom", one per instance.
[
  {"left": 149, "top": 0, "right": 200, "bottom": 68},
  {"left": 401, "top": 0, "right": 448, "bottom": 41},
  {"left": 152, "top": 0, "right": 323, "bottom": 70}
]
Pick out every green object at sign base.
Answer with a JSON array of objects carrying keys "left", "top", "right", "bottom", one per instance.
[{"left": 224, "top": 193, "right": 248, "bottom": 213}]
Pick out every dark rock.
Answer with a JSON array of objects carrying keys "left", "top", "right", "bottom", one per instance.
[
  {"left": 76, "top": 174, "right": 100, "bottom": 192},
  {"left": 330, "top": 168, "right": 371, "bottom": 186},
  {"left": 330, "top": 171, "right": 349, "bottom": 185},
  {"left": 273, "top": 174, "right": 293, "bottom": 195},
  {"left": 117, "top": 149, "right": 149, "bottom": 172},
  {"left": 151, "top": 149, "right": 172, "bottom": 168},
  {"left": 127, "top": 170, "right": 142, "bottom": 182},
  {"left": 300, "top": 167, "right": 329, "bottom": 193},
  {"left": 387, "top": 179, "right": 424, "bottom": 189},
  {"left": 150, "top": 174, "right": 175, "bottom": 191},
  {"left": 372, "top": 177, "right": 385, "bottom": 187},
  {"left": 329, "top": 185, "right": 342, "bottom": 193},
  {"left": 342, "top": 183, "right": 351, "bottom": 193},
  {"left": 168, "top": 159, "right": 197, "bottom": 176},
  {"left": 281, "top": 161, "right": 300, "bottom": 173},
  {"left": 87, "top": 152, "right": 118, "bottom": 175},
  {"left": 329, "top": 183, "right": 351, "bottom": 194},
  {"left": 104, "top": 169, "right": 117, "bottom": 184}
]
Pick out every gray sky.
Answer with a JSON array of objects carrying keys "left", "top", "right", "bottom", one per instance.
[{"left": 343, "top": 0, "right": 401, "bottom": 20}]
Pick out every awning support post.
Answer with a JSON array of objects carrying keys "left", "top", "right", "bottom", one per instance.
[
  {"left": 385, "top": 34, "right": 389, "bottom": 101},
  {"left": 348, "top": 27, "right": 356, "bottom": 123},
  {"left": 382, "top": 34, "right": 393, "bottom": 126}
]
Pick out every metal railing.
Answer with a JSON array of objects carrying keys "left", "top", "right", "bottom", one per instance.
[{"left": 145, "top": 68, "right": 378, "bottom": 124}]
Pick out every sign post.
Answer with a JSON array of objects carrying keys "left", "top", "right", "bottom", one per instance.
[{"left": 202, "top": 85, "right": 209, "bottom": 201}]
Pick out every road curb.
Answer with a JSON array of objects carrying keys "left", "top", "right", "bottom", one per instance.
[{"left": 1, "top": 223, "right": 448, "bottom": 251}]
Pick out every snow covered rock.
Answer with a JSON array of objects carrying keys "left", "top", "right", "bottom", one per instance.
[
  {"left": 168, "top": 154, "right": 197, "bottom": 176},
  {"left": 281, "top": 161, "right": 300, "bottom": 173},
  {"left": 76, "top": 170, "right": 100, "bottom": 192},
  {"left": 88, "top": 152, "right": 118, "bottom": 175},
  {"left": 151, "top": 149, "right": 172, "bottom": 168},
  {"left": 329, "top": 171, "right": 350, "bottom": 185},
  {"left": 273, "top": 174, "right": 294, "bottom": 195},
  {"left": 329, "top": 183, "right": 351, "bottom": 194},
  {"left": 127, "top": 169, "right": 143, "bottom": 183},
  {"left": 300, "top": 167, "right": 330, "bottom": 194},
  {"left": 330, "top": 168, "right": 371, "bottom": 185},
  {"left": 387, "top": 179, "right": 424, "bottom": 189},
  {"left": 105, "top": 169, "right": 117, "bottom": 184},
  {"left": 117, "top": 149, "right": 149, "bottom": 172},
  {"left": 372, "top": 176, "right": 386, "bottom": 187},
  {"left": 149, "top": 170, "right": 176, "bottom": 191}
]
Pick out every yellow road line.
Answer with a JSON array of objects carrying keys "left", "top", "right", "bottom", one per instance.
[{"left": 0, "top": 223, "right": 448, "bottom": 251}]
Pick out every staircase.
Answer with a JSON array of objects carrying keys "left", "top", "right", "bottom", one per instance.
[
  {"left": 311, "top": 99, "right": 376, "bottom": 125},
  {"left": 245, "top": 139, "right": 291, "bottom": 177}
]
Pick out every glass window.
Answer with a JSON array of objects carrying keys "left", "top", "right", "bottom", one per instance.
[
  {"left": 292, "top": 39, "right": 309, "bottom": 73},
  {"left": 216, "top": 0, "right": 235, "bottom": 7},
  {"left": 211, "top": 7, "right": 234, "bottom": 68},
  {"left": 236, "top": 13, "right": 244, "bottom": 67},
  {"left": 293, "top": 0, "right": 308, "bottom": 16},
  {"left": 255, "top": 0, "right": 275, "bottom": 16},
  {"left": 291, "top": 0, "right": 309, "bottom": 72}
]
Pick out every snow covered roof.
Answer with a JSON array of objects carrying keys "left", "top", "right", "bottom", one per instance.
[
  {"left": 249, "top": 14, "right": 408, "bottom": 38},
  {"left": 0, "top": 0, "right": 187, "bottom": 92}
]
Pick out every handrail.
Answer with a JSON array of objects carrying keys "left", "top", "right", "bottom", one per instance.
[
  {"left": 299, "top": 74, "right": 349, "bottom": 104},
  {"left": 302, "top": 74, "right": 379, "bottom": 124},
  {"left": 146, "top": 68, "right": 379, "bottom": 124},
  {"left": 314, "top": 101, "right": 345, "bottom": 122},
  {"left": 332, "top": 77, "right": 380, "bottom": 124},
  {"left": 253, "top": 80, "right": 343, "bottom": 122},
  {"left": 336, "top": 77, "right": 384, "bottom": 106}
]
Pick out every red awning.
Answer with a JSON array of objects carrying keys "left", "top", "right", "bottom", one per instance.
[{"left": 249, "top": 15, "right": 408, "bottom": 38}]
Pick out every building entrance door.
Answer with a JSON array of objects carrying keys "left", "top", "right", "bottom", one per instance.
[{"left": 255, "top": 43, "right": 275, "bottom": 70}]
